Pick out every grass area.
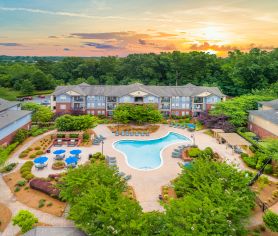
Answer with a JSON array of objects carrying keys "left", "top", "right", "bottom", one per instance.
[{"left": 0, "top": 87, "right": 53, "bottom": 101}]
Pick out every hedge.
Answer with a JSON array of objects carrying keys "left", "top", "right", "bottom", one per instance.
[
  {"left": 20, "top": 161, "right": 34, "bottom": 181},
  {"left": 0, "top": 142, "right": 19, "bottom": 166}
]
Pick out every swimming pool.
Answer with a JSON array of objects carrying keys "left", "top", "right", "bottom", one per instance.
[{"left": 113, "top": 132, "right": 190, "bottom": 171}]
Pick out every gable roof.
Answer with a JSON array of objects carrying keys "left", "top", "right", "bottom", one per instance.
[
  {"left": 259, "top": 99, "right": 278, "bottom": 110},
  {"left": 52, "top": 83, "right": 225, "bottom": 98},
  {"left": 0, "top": 110, "right": 32, "bottom": 129},
  {"left": 23, "top": 226, "right": 86, "bottom": 236},
  {"left": 0, "top": 98, "right": 20, "bottom": 112},
  {"left": 249, "top": 109, "right": 278, "bottom": 125}
]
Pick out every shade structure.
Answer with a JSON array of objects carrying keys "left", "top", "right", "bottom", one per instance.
[
  {"left": 70, "top": 149, "right": 82, "bottom": 155},
  {"left": 34, "top": 156, "right": 48, "bottom": 164},
  {"left": 53, "top": 149, "right": 66, "bottom": 155},
  {"left": 65, "top": 156, "right": 78, "bottom": 165}
]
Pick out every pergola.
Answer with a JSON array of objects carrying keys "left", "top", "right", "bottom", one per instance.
[
  {"left": 211, "top": 129, "right": 225, "bottom": 139},
  {"left": 218, "top": 132, "right": 251, "bottom": 152}
]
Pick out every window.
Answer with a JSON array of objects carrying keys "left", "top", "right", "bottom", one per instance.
[
  {"left": 182, "top": 104, "right": 185, "bottom": 109},
  {"left": 60, "top": 104, "right": 66, "bottom": 110},
  {"left": 172, "top": 103, "right": 175, "bottom": 108},
  {"left": 186, "top": 111, "right": 189, "bottom": 115},
  {"left": 175, "top": 103, "right": 179, "bottom": 107},
  {"left": 60, "top": 95, "right": 66, "bottom": 101},
  {"left": 98, "top": 111, "right": 101, "bottom": 115},
  {"left": 182, "top": 111, "right": 185, "bottom": 116}
]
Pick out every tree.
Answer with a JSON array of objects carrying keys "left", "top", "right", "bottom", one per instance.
[
  {"left": 113, "top": 104, "right": 163, "bottom": 124},
  {"left": 263, "top": 210, "right": 278, "bottom": 232},
  {"left": 170, "top": 158, "right": 255, "bottom": 235},
  {"left": 12, "top": 210, "right": 38, "bottom": 233},
  {"left": 21, "top": 102, "right": 53, "bottom": 122},
  {"left": 55, "top": 115, "right": 98, "bottom": 131},
  {"left": 21, "top": 79, "right": 35, "bottom": 94}
]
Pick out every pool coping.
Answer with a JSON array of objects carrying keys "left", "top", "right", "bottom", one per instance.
[{"left": 112, "top": 131, "right": 193, "bottom": 171}]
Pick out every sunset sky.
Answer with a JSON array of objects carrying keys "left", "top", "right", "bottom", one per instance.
[{"left": 0, "top": 0, "right": 278, "bottom": 57}]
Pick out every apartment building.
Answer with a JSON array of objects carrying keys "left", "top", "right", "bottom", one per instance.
[
  {"left": 51, "top": 83, "right": 225, "bottom": 117},
  {"left": 0, "top": 98, "right": 32, "bottom": 145}
]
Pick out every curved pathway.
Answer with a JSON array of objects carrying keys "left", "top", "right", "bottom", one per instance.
[{"left": 0, "top": 130, "right": 72, "bottom": 236}]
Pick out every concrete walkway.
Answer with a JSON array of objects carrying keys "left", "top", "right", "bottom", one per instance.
[{"left": 0, "top": 130, "right": 72, "bottom": 236}]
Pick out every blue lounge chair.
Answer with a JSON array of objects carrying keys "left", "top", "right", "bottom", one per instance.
[
  {"left": 141, "top": 132, "right": 145, "bottom": 136},
  {"left": 124, "top": 175, "right": 132, "bottom": 181},
  {"left": 130, "top": 131, "right": 134, "bottom": 136},
  {"left": 99, "top": 135, "right": 106, "bottom": 140},
  {"left": 169, "top": 122, "right": 174, "bottom": 127},
  {"left": 126, "top": 131, "right": 129, "bottom": 136},
  {"left": 146, "top": 131, "right": 150, "bottom": 136},
  {"left": 115, "top": 131, "right": 119, "bottom": 136},
  {"left": 135, "top": 132, "right": 139, "bottom": 136},
  {"left": 121, "top": 131, "right": 125, "bottom": 136}
]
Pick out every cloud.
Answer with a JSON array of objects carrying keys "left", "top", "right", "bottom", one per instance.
[
  {"left": 0, "top": 7, "right": 125, "bottom": 20},
  {"left": 0, "top": 42, "right": 22, "bottom": 46},
  {"left": 83, "top": 42, "right": 118, "bottom": 49},
  {"left": 63, "top": 48, "right": 70, "bottom": 51}
]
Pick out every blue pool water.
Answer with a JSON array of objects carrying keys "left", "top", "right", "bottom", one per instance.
[{"left": 113, "top": 132, "right": 190, "bottom": 170}]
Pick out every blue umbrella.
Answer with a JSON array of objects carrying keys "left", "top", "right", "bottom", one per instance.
[
  {"left": 34, "top": 156, "right": 48, "bottom": 164},
  {"left": 65, "top": 156, "right": 78, "bottom": 165},
  {"left": 70, "top": 149, "right": 82, "bottom": 155},
  {"left": 53, "top": 149, "right": 66, "bottom": 155},
  {"left": 188, "top": 124, "right": 196, "bottom": 129}
]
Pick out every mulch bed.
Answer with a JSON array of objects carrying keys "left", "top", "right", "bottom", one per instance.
[{"left": 0, "top": 203, "right": 12, "bottom": 232}]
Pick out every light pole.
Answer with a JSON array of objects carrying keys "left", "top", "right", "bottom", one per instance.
[
  {"left": 191, "top": 134, "right": 195, "bottom": 146},
  {"left": 101, "top": 140, "right": 104, "bottom": 155}
]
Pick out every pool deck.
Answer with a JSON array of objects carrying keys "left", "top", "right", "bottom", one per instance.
[{"left": 6, "top": 124, "right": 278, "bottom": 212}]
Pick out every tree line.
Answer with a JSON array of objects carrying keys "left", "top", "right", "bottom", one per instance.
[{"left": 0, "top": 48, "right": 278, "bottom": 96}]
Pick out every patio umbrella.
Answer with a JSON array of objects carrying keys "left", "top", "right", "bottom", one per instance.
[
  {"left": 53, "top": 149, "right": 66, "bottom": 155},
  {"left": 70, "top": 149, "right": 82, "bottom": 155},
  {"left": 187, "top": 124, "right": 196, "bottom": 129},
  {"left": 65, "top": 156, "right": 78, "bottom": 165},
  {"left": 34, "top": 156, "right": 48, "bottom": 164}
]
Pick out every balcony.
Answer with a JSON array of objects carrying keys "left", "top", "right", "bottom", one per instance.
[
  {"left": 160, "top": 105, "right": 170, "bottom": 110},
  {"left": 193, "top": 104, "right": 203, "bottom": 111},
  {"left": 107, "top": 97, "right": 117, "bottom": 103},
  {"left": 73, "top": 97, "right": 84, "bottom": 102},
  {"left": 193, "top": 97, "right": 203, "bottom": 103},
  {"left": 161, "top": 97, "right": 170, "bottom": 103},
  {"left": 107, "top": 104, "right": 116, "bottom": 110}
]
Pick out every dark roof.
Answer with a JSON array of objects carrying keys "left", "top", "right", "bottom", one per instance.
[
  {"left": 249, "top": 109, "right": 278, "bottom": 125},
  {"left": 0, "top": 98, "right": 20, "bottom": 112},
  {"left": 0, "top": 110, "right": 32, "bottom": 129},
  {"left": 52, "top": 83, "right": 225, "bottom": 97},
  {"left": 23, "top": 226, "right": 87, "bottom": 236},
  {"left": 258, "top": 99, "right": 278, "bottom": 110}
]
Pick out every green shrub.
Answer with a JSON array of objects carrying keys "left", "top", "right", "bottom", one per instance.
[
  {"left": 264, "top": 164, "right": 273, "bottom": 174},
  {"left": 12, "top": 129, "right": 29, "bottom": 144},
  {"left": 38, "top": 199, "right": 46, "bottom": 208},
  {"left": 34, "top": 146, "right": 41, "bottom": 150},
  {"left": 0, "top": 142, "right": 19, "bottom": 166},
  {"left": 241, "top": 153, "right": 249, "bottom": 158},
  {"left": 255, "top": 152, "right": 269, "bottom": 170},
  {"left": 14, "top": 186, "right": 20, "bottom": 192},
  {"left": 12, "top": 210, "right": 38, "bottom": 233},
  {"left": 47, "top": 202, "right": 53, "bottom": 207},
  {"left": 25, "top": 174, "right": 34, "bottom": 181},
  {"left": 0, "top": 163, "right": 17, "bottom": 173},
  {"left": 83, "top": 132, "right": 90, "bottom": 141},
  {"left": 263, "top": 210, "right": 278, "bottom": 232},
  {"left": 188, "top": 148, "right": 201, "bottom": 158},
  {"left": 17, "top": 180, "right": 26, "bottom": 186},
  {"left": 69, "top": 133, "right": 79, "bottom": 138},
  {"left": 29, "top": 154, "right": 36, "bottom": 159},
  {"left": 89, "top": 152, "right": 105, "bottom": 162},
  {"left": 243, "top": 156, "right": 258, "bottom": 169},
  {"left": 19, "top": 153, "right": 28, "bottom": 158},
  {"left": 35, "top": 150, "right": 44, "bottom": 155}
]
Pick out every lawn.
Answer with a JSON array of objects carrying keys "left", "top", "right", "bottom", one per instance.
[{"left": 0, "top": 87, "right": 53, "bottom": 101}]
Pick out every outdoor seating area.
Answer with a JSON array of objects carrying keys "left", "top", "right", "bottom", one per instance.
[
  {"left": 169, "top": 122, "right": 196, "bottom": 131},
  {"left": 171, "top": 144, "right": 192, "bottom": 158},
  {"left": 92, "top": 135, "right": 106, "bottom": 145},
  {"left": 53, "top": 132, "right": 83, "bottom": 147},
  {"left": 217, "top": 132, "right": 251, "bottom": 154},
  {"left": 34, "top": 149, "right": 82, "bottom": 170},
  {"left": 115, "top": 130, "right": 150, "bottom": 136}
]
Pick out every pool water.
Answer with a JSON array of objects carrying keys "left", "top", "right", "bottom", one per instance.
[{"left": 113, "top": 132, "right": 190, "bottom": 170}]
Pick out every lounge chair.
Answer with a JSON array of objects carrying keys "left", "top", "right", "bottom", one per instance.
[
  {"left": 99, "top": 135, "right": 106, "bottom": 140},
  {"left": 109, "top": 159, "right": 117, "bottom": 163},
  {"left": 35, "top": 164, "right": 45, "bottom": 170},
  {"left": 169, "top": 122, "right": 174, "bottom": 127},
  {"left": 54, "top": 139, "right": 63, "bottom": 147},
  {"left": 118, "top": 172, "right": 125, "bottom": 177},
  {"left": 141, "top": 132, "right": 145, "bottom": 136},
  {"left": 115, "top": 131, "right": 119, "bottom": 136},
  {"left": 172, "top": 153, "right": 181, "bottom": 158},
  {"left": 121, "top": 131, "right": 125, "bottom": 136},
  {"left": 146, "top": 131, "right": 150, "bottom": 136},
  {"left": 54, "top": 154, "right": 65, "bottom": 160},
  {"left": 126, "top": 131, "right": 129, "bottom": 136},
  {"left": 135, "top": 132, "right": 139, "bottom": 136},
  {"left": 109, "top": 162, "right": 117, "bottom": 167},
  {"left": 181, "top": 125, "right": 186, "bottom": 129},
  {"left": 173, "top": 124, "right": 178, "bottom": 128},
  {"left": 68, "top": 139, "right": 76, "bottom": 147},
  {"left": 130, "top": 131, "right": 134, "bottom": 136},
  {"left": 124, "top": 175, "right": 132, "bottom": 181}
]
